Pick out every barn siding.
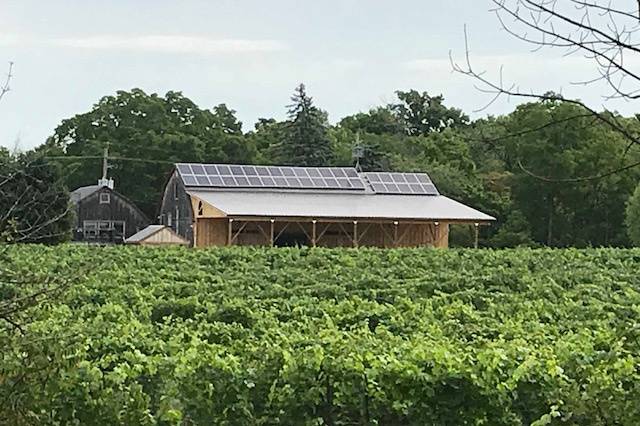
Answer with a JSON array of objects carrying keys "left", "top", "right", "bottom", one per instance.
[
  {"left": 74, "top": 187, "right": 149, "bottom": 240},
  {"left": 195, "top": 218, "right": 228, "bottom": 247},
  {"left": 159, "top": 171, "right": 195, "bottom": 244},
  {"left": 137, "top": 228, "right": 189, "bottom": 245}
]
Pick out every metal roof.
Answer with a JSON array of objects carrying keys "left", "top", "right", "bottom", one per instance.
[
  {"left": 188, "top": 189, "right": 495, "bottom": 222},
  {"left": 125, "top": 225, "right": 166, "bottom": 243},
  {"left": 175, "top": 162, "right": 440, "bottom": 195}
]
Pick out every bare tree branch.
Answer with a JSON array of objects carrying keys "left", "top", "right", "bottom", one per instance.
[
  {"left": 452, "top": 2, "right": 640, "bottom": 182},
  {"left": 0, "top": 62, "right": 13, "bottom": 102},
  {"left": 454, "top": 0, "right": 640, "bottom": 105}
]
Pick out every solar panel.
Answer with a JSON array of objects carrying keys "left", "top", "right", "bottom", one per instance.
[
  {"left": 363, "top": 172, "right": 438, "bottom": 195},
  {"left": 177, "top": 164, "right": 368, "bottom": 191}
]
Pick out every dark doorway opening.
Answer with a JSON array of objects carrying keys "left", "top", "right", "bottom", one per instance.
[{"left": 274, "top": 232, "right": 309, "bottom": 247}]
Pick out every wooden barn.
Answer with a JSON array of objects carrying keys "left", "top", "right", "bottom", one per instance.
[
  {"left": 159, "top": 163, "right": 495, "bottom": 248},
  {"left": 70, "top": 178, "right": 149, "bottom": 244}
]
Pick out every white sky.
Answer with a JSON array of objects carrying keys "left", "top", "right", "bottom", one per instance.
[{"left": 0, "top": 0, "right": 637, "bottom": 149}]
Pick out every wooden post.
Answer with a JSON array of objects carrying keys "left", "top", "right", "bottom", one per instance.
[
  {"left": 312, "top": 220, "right": 317, "bottom": 247},
  {"left": 227, "top": 218, "right": 234, "bottom": 246},
  {"left": 192, "top": 220, "right": 198, "bottom": 248},
  {"left": 474, "top": 223, "right": 479, "bottom": 249},
  {"left": 393, "top": 221, "right": 399, "bottom": 248},
  {"left": 434, "top": 221, "right": 439, "bottom": 248},
  {"left": 270, "top": 219, "right": 275, "bottom": 246},
  {"left": 353, "top": 220, "right": 358, "bottom": 248}
]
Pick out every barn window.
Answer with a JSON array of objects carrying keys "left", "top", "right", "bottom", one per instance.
[{"left": 100, "top": 193, "right": 110, "bottom": 204}]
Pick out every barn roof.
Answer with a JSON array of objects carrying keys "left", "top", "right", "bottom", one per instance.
[
  {"left": 188, "top": 190, "right": 495, "bottom": 222},
  {"left": 125, "top": 225, "right": 166, "bottom": 243},
  {"left": 175, "top": 163, "right": 495, "bottom": 222},
  {"left": 70, "top": 185, "right": 103, "bottom": 203}
]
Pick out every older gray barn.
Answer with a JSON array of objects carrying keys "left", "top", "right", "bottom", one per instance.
[
  {"left": 71, "top": 179, "right": 149, "bottom": 244},
  {"left": 159, "top": 163, "right": 494, "bottom": 248}
]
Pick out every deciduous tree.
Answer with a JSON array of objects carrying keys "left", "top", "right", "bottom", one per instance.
[
  {"left": 626, "top": 183, "right": 640, "bottom": 245},
  {"left": 46, "top": 89, "right": 256, "bottom": 216}
]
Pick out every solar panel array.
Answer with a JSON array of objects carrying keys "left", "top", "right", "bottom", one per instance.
[
  {"left": 177, "top": 163, "right": 366, "bottom": 191},
  {"left": 363, "top": 172, "right": 439, "bottom": 195}
]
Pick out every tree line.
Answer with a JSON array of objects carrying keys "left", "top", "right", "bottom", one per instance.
[{"left": 2, "top": 84, "right": 640, "bottom": 247}]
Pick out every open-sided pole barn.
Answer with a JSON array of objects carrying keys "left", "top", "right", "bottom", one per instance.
[{"left": 160, "top": 164, "right": 494, "bottom": 248}]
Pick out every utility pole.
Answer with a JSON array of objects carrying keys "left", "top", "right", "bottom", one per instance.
[
  {"left": 352, "top": 132, "right": 364, "bottom": 172},
  {"left": 102, "top": 143, "right": 109, "bottom": 180}
]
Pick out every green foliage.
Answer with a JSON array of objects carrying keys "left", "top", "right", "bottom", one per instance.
[
  {"left": 498, "top": 101, "right": 639, "bottom": 246},
  {"left": 3, "top": 245, "right": 640, "bottom": 424},
  {"left": 274, "top": 84, "right": 334, "bottom": 167},
  {"left": 0, "top": 150, "right": 73, "bottom": 243},
  {"left": 392, "top": 90, "right": 469, "bottom": 135},
  {"left": 338, "top": 106, "right": 404, "bottom": 136},
  {"left": 40, "top": 87, "right": 640, "bottom": 248},
  {"left": 338, "top": 91, "right": 468, "bottom": 137},
  {"left": 489, "top": 210, "right": 536, "bottom": 248},
  {"left": 626, "top": 184, "right": 640, "bottom": 245},
  {"left": 46, "top": 89, "right": 256, "bottom": 217}
]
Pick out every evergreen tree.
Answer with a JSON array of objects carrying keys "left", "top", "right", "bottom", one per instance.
[{"left": 278, "top": 84, "right": 333, "bottom": 166}]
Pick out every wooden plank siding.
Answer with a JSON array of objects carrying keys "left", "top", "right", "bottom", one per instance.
[
  {"left": 135, "top": 228, "right": 190, "bottom": 246},
  {"left": 195, "top": 218, "right": 228, "bottom": 247},
  {"left": 73, "top": 187, "right": 149, "bottom": 242}
]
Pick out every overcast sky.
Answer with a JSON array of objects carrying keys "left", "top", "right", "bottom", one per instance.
[{"left": 0, "top": 0, "right": 636, "bottom": 149}]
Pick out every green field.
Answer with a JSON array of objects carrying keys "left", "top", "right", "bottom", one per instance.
[{"left": 2, "top": 246, "right": 640, "bottom": 425}]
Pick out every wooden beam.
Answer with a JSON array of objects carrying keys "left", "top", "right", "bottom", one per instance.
[
  {"left": 193, "top": 219, "right": 198, "bottom": 248},
  {"left": 356, "top": 223, "right": 372, "bottom": 245},
  {"left": 474, "top": 223, "right": 479, "bottom": 249},
  {"left": 274, "top": 222, "right": 290, "bottom": 241},
  {"left": 433, "top": 222, "right": 439, "bottom": 248},
  {"left": 393, "top": 221, "right": 398, "bottom": 248},
  {"left": 353, "top": 220, "right": 358, "bottom": 248},
  {"left": 312, "top": 220, "right": 317, "bottom": 247},
  {"left": 227, "top": 219, "right": 233, "bottom": 246},
  {"left": 377, "top": 222, "right": 394, "bottom": 247},
  {"left": 270, "top": 219, "right": 275, "bottom": 246},
  {"left": 231, "top": 221, "right": 248, "bottom": 243},
  {"left": 316, "top": 223, "right": 331, "bottom": 245},
  {"left": 225, "top": 215, "right": 494, "bottom": 225},
  {"left": 255, "top": 222, "right": 270, "bottom": 242},
  {"left": 293, "top": 221, "right": 312, "bottom": 242}
]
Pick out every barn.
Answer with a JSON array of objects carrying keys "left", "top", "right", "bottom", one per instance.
[
  {"left": 71, "top": 178, "right": 150, "bottom": 244},
  {"left": 159, "top": 163, "right": 494, "bottom": 248}
]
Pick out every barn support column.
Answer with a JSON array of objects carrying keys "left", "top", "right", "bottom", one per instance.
[
  {"left": 474, "top": 223, "right": 479, "bottom": 249},
  {"left": 434, "top": 222, "right": 440, "bottom": 248},
  {"left": 393, "top": 221, "right": 399, "bottom": 248},
  {"left": 227, "top": 219, "right": 234, "bottom": 246},
  {"left": 193, "top": 219, "right": 198, "bottom": 247},
  {"left": 311, "top": 220, "right": 317, "bottom": 247},
  {"left": 353, "top": 221, "right": 358, "bottom": 248},
  {"left": 269, "top": 219, "right": 275, "bottom": 246}
]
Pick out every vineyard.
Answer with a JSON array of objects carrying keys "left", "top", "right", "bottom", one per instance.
[{"left": 2, "top": 245, "right": 640, "bottom": 425}]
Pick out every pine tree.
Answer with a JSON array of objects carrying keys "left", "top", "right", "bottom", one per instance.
[{"left": 278, "top": 84, "right": 334, "bottom": 166}]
